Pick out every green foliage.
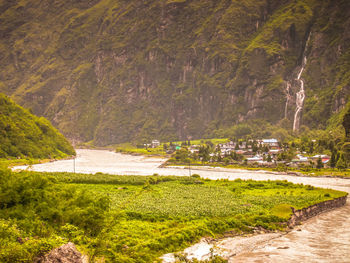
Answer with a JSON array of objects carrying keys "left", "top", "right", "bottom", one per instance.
[
  {"left": 316, "top": 157, "right": 324, "bottom": 169},
  {"left": 336, "top": 153, "right": 347, "bottom": 170},
  {"left": 0, "top": 169, "right": 346, "bottom": 262},
  {"left": 0, "top": 168, "right": 110, "bottom": 261},
  {"left": 330, "top": 151, "right": 337, "bottom": 168},
  {"left": 0, "top": 0, "right": 349, "bottom": 145},
  {"left": 270, "top": 204, "right": 293, "bottom": 220},
  {"left": 0, "top": 94, "right": 75, "bottom": 159},
  {"left": 115, "top": 143, "right": 166, "bottom": 156}
]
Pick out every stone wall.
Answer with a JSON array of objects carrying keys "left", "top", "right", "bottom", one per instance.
[{"left": 288, "top": 195, "right": 348, "bottom": 228}]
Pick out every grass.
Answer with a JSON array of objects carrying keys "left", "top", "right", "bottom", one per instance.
[
  {"left": 115, "top": 143, "right": 166, "bottom": 156},
  {"left": 1, "top": 169, "right": 346, "bottom": 262},
  {"left": 173, "top": 138, "right": 230, "bottom": 145}
]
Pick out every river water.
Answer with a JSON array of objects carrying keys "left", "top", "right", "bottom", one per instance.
[{"left": 14, "top": 149, "right": 350, "bottom": 262}]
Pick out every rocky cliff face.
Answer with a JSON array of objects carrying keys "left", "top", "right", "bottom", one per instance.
[{"left": 0, "top": 0, "right": 349, "bottom": 145}]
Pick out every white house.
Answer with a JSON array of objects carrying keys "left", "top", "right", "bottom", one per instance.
[{"left": 151, "top": 140, "right": 160, "bottom": 148}]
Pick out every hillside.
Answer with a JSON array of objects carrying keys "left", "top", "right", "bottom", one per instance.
[
  {"left": 0, "top": 0, "right": 349, "bottom": 145},
  {"left": 0, "top": 93, "right": 75, "bottom": 159}
]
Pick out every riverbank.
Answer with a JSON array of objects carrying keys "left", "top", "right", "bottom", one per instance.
[
  {"left": 8, "top": 149, "right": 350, "bottom": 262},
  {"left": 81, "top": 144, "right": 350, "bottom": 179},
  {"left": 0, "top": 155, "right": 76, "bottom": 169},
  {"left": 164, "top": 161, "right": 350, "bottom": 179},
  {"left": 162, "top": 194, "right": 348, "bottom": 262},
  {"left": 1, "top": 168, "right": 347, "bottom": 262}
]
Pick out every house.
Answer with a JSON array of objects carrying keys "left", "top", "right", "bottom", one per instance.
[
  {"left": 261, "top": 139, "right": 280, "bottom": 149},
  {"left": 189, "top": 145, "right": 199, "bottom": 154},
  {"left": 312, "top": 154, "right": 330, "bottom": 161},
  {"left": 246, "top": 155, "right": 263, "bottom": 163},
  {"left": 269, "top": 149, "right": 282, "bottom": 156},
  {"left": 290, "top": 154, "right": 310, "bottom": 167},
  {"left": 217, "top": 142, "right": 236, "bottom": 155},
  {"left": 311, "top": 154, "right": 330, "bottom": 165},
  {"left": 239, "top": 142, "right": 247, "bottom": 149},
  {"left": 235, "top": 150, "right": 246, "bottom": 155},
  {"left": 151, "top": 140, "right": 160, "bottom": 148}
]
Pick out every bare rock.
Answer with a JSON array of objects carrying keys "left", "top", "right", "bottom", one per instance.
[{"left": 35, "top": 242, "right": 85, "bottom": 263}]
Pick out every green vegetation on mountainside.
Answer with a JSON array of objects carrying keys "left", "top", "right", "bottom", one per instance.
[
  {"left": 0, "top": 169, "right": 346, "bottom": 262},
  {"left": 0, "top": 93, "right": 75, "bottom": 159},
  {"left": 0, "top": 0, "right": 349, "bottom": 145}
]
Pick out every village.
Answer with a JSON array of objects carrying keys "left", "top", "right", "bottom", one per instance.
[{"left": 145, "top": 139, "right": 333, "bottom": 169}]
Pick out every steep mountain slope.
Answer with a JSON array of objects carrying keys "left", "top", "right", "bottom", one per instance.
[
  {"left": 0, "top": 0, "right": 349, "bottom": 145},
  {"left": 0, "top": 93, "right": 75, "bottom": 158}
]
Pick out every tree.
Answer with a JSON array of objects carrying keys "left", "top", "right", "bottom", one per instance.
[
  {"left": 316, "top": 157, "right": 324, "bottom": 169},
  {"left": 230, "top": 151, "right": 238, "bottom": 161},
  {"left": 308, "top": 141, "right": 314, "bottom": 154},
  {"left": 336, "top": 153, "right": 347, "bottom": 170},
  {"left": 252, "top": 144, "right": 258, "bottom": 153},
  {"left": 174, "top": 148, "right": 190, "bottom": 162},
  {"left": 198, "top": 145, "right": 210, "bottom": 163},
  {"left": 342, "top": 142, "right": 350, "bottom": 162},
  {"left": 206, "top": 141, "right": 214, "bottom": 148},
  {"left": 330, "top": 151, "right": 337, "bottom": 168},
  {"left": 263, "top": 146, "right": 269, "bottom": 153},
  {"left": 267, "top": 154, "right": 272, "bottom": 163},
  {"left": 342, "top": 107, "right": 350, "bottom": 138}
]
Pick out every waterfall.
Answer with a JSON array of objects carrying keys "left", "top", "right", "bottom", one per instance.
[
  {"left": 284, "top": 82, "right": 292, "bottom": 119},
  {"left": 292, "top": 56, "right": 307, "bottom": 131},
  {"left": 292, "top": 34, "right": 311, "bottom": 132}
]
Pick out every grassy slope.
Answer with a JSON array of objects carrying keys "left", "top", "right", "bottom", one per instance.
[
  {"left": 0, "top": 93, "right": 75, "bottom": 159},
  {"left": 0, "top": 169, "right": 346, "bottom": 262}
]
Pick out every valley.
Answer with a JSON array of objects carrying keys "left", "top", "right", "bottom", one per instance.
[{"left": 12, "top": 149, "right": 350, "bottom": 262}]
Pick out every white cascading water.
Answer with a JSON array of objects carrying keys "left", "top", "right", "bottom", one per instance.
[
  {"left": 292, "top": 34, "right": 311, "bottom": 132},
  {"left": 292, "top": 56, "right": 307, "bottom": 131}
]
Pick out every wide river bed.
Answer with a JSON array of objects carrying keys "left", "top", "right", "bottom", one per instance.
[{"left": 14, "top": 149, "right": 350, "bottom": 262}]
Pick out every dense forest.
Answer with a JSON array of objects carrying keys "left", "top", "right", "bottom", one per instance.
[
  {"left": 0, "top": 93, "right": 75, "bottom": 159},
  {"left": 0, "top": 0, "right": 349, "bottom": 145}
]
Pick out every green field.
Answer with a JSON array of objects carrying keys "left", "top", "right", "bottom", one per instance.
[
  {"left": 115, "top": 143, "right": 166, "bottom": 156},
  {"left": 0, "top": 169, "right": 347, "bottom": 262}
]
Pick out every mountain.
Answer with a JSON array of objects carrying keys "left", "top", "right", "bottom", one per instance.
[
  {"left": 0, "top": 0, "right": 349, "bottom": 145},
  {"left": 0, "top": 93, "right": 75, "bottom": 158}
]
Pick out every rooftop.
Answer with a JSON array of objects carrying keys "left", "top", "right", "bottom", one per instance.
[{"left": 262, "top": 139, "right": 278, "bottom": 143}]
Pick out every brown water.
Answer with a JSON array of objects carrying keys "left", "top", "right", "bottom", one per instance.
[
  {"left": 231, "top": 201, "right": 350, "bottom": 263},
  {"left": 14, "top": 149, "right": 350, "bottom": 262}
]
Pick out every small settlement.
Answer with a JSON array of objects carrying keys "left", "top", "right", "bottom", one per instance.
[{"left": 155, "top": 138, "right": 331, "bottom": 168}]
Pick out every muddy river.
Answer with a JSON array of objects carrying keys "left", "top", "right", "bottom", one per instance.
[{"left": 14, "top": 149, "right": 350, "bottom": 262}]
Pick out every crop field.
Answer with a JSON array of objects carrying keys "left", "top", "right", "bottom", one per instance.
[{"left": 0, "top": 169, "right": 347, "bottom": 262}]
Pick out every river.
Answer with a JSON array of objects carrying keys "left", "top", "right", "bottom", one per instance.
[{"left": 14, "top": 149, "right": 350, "bottom": 262}]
